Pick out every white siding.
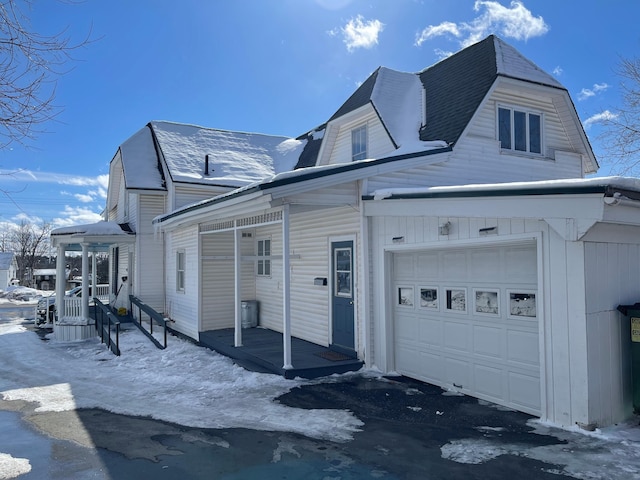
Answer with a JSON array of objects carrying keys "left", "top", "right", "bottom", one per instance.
[
  {"left": 584, "top": 242, "right": 637, "bottom": 426},
  {"left": 201, "top": 231, "right": 236, "bottom": 331},
  {"left": 135, "top": 195, "right": 165, "bottom": 312},
  {"left": 252, "top": 205, "right": 362, "bottom": 348},
  {"left": 327, "top": 111, "right": 395, "bottom": 165},
  {"left": 174, "top": 185, "right": 232, "bottom": 210},
  {"left": 165, "top": 225, "right": 200, "bottom": 340}
]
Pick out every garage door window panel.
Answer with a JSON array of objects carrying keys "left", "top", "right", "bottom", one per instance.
[
  {"left": 508, "top": 291, "right": 537, "bottom": 319},
  {"left": 397, "top": 285, "right": 414, "bottom": 307},
  {"left": 419, "top": 286, "right": 439, "bottom": 310},
  {"left": 445, "top": 287, "right": 467, "bottom": 313},
  {"left": 473, "top": 289, "right": 500, "bottom": 316}
]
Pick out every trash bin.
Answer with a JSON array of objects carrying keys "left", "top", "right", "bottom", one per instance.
[
  {"left": 617, "top": 303, "right": 640, "bottom": 413},
  {"left": 241, "top": 300, "right": 259, "bottom": 328}
]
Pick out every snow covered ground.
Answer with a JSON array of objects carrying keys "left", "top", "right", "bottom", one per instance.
[{"left": 0, "top": 304, "right": 639, "bottom": 479}]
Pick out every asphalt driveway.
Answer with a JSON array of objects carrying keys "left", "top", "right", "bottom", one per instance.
[{"left": 2, "top": 372, "right": 638, "bottom": 479}]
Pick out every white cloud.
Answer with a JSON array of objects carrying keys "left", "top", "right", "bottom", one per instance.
[
  {"left": 415, "top": 1, "right": 548, "bottom": 49},
  {"left": 578, "top": 82, "right": 609, "bottom": 101},
  {"left": 52, "top": 206, "right": 103, "bottom": 228},
  {"left": 583, "top": 110, "right": 618, "bottom": 129},
  {"left": 0, "top": 169, "right": 108, "bottom": 188},
  {"left": 553, "top": 66, "right": 563, "bottom": 76},
  {"left": 415, "top": 21, "right": 460, "bottom": 46},
  {"left": 340, "top": 15, "right": 384, "bottom": 52},
  {"left": 74, "top": 193, "right": 95, "bottom": 203}
]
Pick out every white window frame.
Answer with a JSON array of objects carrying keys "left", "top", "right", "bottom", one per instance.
[
  {"left": 351, "top": 124, "right": 367, "bottom": 161},
  {"left": 176, "top": 249, "right": 185, "bottom": 293},
  {"left": 256, "top": 238, "right": 271, "bottom": 277},
  {"left": 498, "top": 105, "right": 543, "bottom": 155}
]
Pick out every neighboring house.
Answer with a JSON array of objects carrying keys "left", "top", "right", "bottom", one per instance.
[
  {"left": 0, "top": 253, "right": 18, "bottom": 288},
  {"left": 51, "top": 35, "right": 640, "bottom": 430}
]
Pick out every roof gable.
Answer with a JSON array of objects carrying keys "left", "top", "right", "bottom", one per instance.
[
  {"left": 119, "top": 125, "right": 165, "bottom": 191},
  {"left": 0, "top": 252, "right": 15, "bottom": 270}
]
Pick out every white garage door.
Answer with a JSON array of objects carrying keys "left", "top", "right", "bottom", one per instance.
[{"left": 393, "top": 243, "right": 541, "bottom": 415}]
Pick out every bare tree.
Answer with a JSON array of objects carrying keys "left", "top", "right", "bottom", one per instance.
[
  {"left": 0, "top": 0, "right": 90, "bottom": 149},
  {"left": 10, "top": 219, "right": 51, "bottom": 286},
  {"left": 600, "top": 57, "right": 640, "bottom": 175}
]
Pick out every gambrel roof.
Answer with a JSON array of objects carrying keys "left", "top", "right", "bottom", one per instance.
[{"left": 324, "top": 35, "right": 568, "bottom": 151}]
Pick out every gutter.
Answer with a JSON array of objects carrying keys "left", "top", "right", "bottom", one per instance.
[{"left": 362, "top": 183, "right": 640, "bottom": 202}]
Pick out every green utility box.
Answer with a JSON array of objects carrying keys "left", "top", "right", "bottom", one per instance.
[{"left": 617, "top": 303, "right": 640, "bottom": 413}]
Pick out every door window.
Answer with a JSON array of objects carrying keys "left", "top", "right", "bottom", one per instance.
[{"left": 334, "top": 247, "right": 352, "bottom": 297}]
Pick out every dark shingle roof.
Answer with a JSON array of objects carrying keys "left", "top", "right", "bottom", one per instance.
[
  {"left": 329, "top": 68, "right": 380, "bottom": 121},
  {"left": 418, "top": 35, "right": 498, "bottom": 145},
  {"left": 294, "top": 125, "right": 326, "bottom": 169}
]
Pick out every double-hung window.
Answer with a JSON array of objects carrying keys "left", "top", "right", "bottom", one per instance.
[
  {"left": 498, "top": 106, "right": 542, "bottom": 154},
  {"left": 351, "top": 124, "right": 367, "bottom": 161},
  {"left": 257, "top": 238, "right": 271, "bottom": 277},
  {"left": 176, "top": 250, "right": 185, "bottom": 292}
]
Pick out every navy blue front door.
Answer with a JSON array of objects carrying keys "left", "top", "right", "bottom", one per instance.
[{"left": 331, "top": 241, "right": 355, "bottom": 352}]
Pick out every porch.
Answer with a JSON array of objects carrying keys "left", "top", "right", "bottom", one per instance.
[{"left": 199, "top": 327, "right": 363, "bottom": 379}]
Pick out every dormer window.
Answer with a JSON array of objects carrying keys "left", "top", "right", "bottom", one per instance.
[
  {"left": 351, "top": 124, "right": 367, "bottom": 161},
  {"left": 498, "top": 106, "right": 542, "bottom": 155}
]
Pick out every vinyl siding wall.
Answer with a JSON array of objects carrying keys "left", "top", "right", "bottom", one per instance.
[
  {"left": 165, "top": 225, "right": 200, "bottom": 340},
  {"left": 248, "top": 205, "right": 362, "bottom": 348},
  {"left": 326, "top": 111, "right": 396, "bottom": 165},
  {"left": 135, "top": 195, "right": 165, "bottom": 312},
  {"left": 583, "top": 241, "right": 638, "bottom": 426},
  {"left": 174, "top": 184, "right": 233, "bottom": 210}
]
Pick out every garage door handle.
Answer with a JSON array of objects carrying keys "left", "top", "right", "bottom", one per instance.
[
  {"left": 349, "top": 301, "right": 353, "bottom": 305},
  {"left": 453, "top": 383, "right": 463, "bottom": 389}
]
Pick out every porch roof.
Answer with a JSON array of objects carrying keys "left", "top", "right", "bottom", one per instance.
[{"left": 51, "top": 221, "right": 135, "bottom": 251}]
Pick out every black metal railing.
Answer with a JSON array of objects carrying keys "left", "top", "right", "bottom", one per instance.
[
  {"left": 93, "top": 298, "right": 120, "bottom": 356},
  {"left": 129, "top": 295, "right": 168, "bottom": 349}
]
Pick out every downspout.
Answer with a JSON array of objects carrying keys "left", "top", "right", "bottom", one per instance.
[{"left": 234, "top": 220, "right": 243, "bottom": 347}]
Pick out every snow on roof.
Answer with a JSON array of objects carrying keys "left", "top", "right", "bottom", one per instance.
[
  {"left": 150, "top": 121, "right": 305, "bottom": 187},
  {"left": 371, "top": 176, "right": 640, "bottom": 200},
  {"left": 371, "top": 67, "right": 426, "bottom": 153},
  {"left": 493, "top": 36, "right": 564, "bottom": 89},
  {"left": 51, "top": 221, "right": 130, "bottom": 237},
  {"left": 119, "top": 125, "right": 165, "bottom": 190},
  {"left": 0, "top": 252, "right": 15, "bottom": 270},
  {"left": 33, "top": 269, "right": 56, "bottom": 276}
]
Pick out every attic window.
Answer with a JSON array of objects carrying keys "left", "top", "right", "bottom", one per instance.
[
  {"left": 351, "top": 124, "right": 367, "bottom": 161},
  {"left": 498, "top": 107, "right": 542, "bottom": 155}
]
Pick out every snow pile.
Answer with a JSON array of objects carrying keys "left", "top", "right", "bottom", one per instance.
[
  {"left": 0, "top": 321, "right": 362, "bottom": 442},
  {"left": 0, "top": 286, "right": 41, "bottom": 304},
  {"left": 0, "top": 453, "right": 31, "bottom": 479},
  {"left": 440, "top": 418, "right": 640, "bottom": 479}
]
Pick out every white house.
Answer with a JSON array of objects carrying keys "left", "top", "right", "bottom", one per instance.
[
  {"left": 0, "top": 252, "right": 18, "bottom": 288},
  {"left": 51, "top": 35, "right": 640, "bottom": 430}
]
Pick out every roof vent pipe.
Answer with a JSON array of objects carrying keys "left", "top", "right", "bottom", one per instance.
[{"left": 204, "top": 154, "right": 210, "bottom": 176}]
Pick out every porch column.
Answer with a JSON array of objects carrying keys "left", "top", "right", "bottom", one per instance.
[
  {"left": 282, "top": 204, "right": 293, "bottom": 369},
  {"left": 55, "top": 244, "right": 66, "bottom": 325},
  {"left": 91, "top": 253, "right": 97, "bottom": 295},
  {"left": 81, "top": 243, "right": 89, "bottom": 321},
  {"left": 234, "top": 222, "right": 242, "bottom": 347}
]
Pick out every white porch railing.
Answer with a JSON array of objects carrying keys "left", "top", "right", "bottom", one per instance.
[
  {"left": 94, "top": 284, "right": 110, "bottom": 304},
  {"left": 62, "top": 297, "right": 84, "bottom": 323}
]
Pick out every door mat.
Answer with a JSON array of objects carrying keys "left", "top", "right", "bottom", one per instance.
[{"left": 316, "top": 350, "right": 353, "bottom": 362}]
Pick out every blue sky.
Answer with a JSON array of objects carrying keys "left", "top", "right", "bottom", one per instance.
[{"left": 0, "top": 0, "right": 638, "bottom": 229}]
